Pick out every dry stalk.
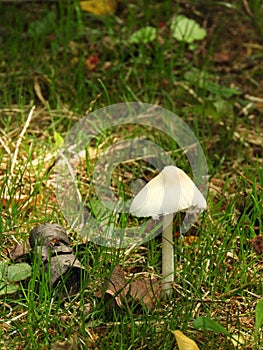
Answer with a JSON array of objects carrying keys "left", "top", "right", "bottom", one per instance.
[{"left": 4, "top": 106, "right": 35, "bottom": 198}]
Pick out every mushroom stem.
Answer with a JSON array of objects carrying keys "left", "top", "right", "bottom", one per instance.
[{"left": 162, "top": 213, "right": 174, "bottom": 297}]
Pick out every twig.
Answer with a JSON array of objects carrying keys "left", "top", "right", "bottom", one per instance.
[
  {"left": 245, "top": 94, "right": 263, "bottom": 103},
  {"left": 10, "top": 106, "right": 35, "bottom": 176},
  {"left": 5, "top": 311, "right": 28, "bottom": 326},
  {"left": 242, "top": 0, "right": 253, "bottom": 17},
  {"left": 4, "top": 106, "right": 35, "bottom": 197}
]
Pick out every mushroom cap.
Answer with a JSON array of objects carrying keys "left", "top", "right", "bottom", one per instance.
[{"left": 130, "top": 165, "right": 206, "bottom": 219}]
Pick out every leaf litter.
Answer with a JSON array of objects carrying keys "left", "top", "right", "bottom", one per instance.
[{"left": 96, "top": 264, "right": 161, "bottom": 311}]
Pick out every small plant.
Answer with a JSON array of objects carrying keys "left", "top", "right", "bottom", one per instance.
[
  {"left": 170, "top": 15, "right": 206, "bottom": 48},
  {"left": 193, "top": 301, "right": 263, "bottom": 347},
  {"left": 129, "top": 26, "right": 157, "bottom": 44},
  {"left": 128, "top": 15, "right": 207, "bottom": 48}
]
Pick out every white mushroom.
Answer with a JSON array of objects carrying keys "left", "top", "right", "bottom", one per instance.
[{"left": 130, "top": 165, "right": 206, "bottom": 296}]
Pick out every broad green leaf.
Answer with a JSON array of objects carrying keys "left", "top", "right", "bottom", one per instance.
[
  {"left": 129, "top": 27, "right": 157, "bottom": 44},
  {"left": 171, "top": 15, "right": 206, "bottom": 43},
  {"left": 7, "top": 263, "right": 32, "bottom": 282},
  {"left": 255, "top": 299, "right": 263, "bottom": 332},
  {"left": 193, "top": 316, "right": 230, "bottom": 336},
  {"left": 0, "top": 282, "right": 19, "bottom": 296},
  {"left": 54, "top": 131, "right": 64, "bottom": 148},
  {"left": 172, "top": 330, "right": 200, "bottom": 350},
  {"left": 0, "top": 262, "right": 8, "bottom": 280}
]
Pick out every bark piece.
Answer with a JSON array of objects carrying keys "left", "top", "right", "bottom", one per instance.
[{"left": 29, "top": 223, "right": 86, "bottom": 296}]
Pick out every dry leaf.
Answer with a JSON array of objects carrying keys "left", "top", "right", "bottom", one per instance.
[
  {"left": 172, "top": 330, "right": 200, "bottom": 350},
  {"left": 213, "top": 52, "right": 233, "bottom": 63},
  {"left": 97, "top": 266, "right": 161, "bottom": 311},
  {"left": 10, "top": 241, "right": 29, "bottom": 260},
  {"left": 34, "top": 76, "right": 47, "bottom": 106},
  {"left": 80, "top": 0, "right": 117, "bottom": 16},
  {"left": 129, "top": 278, "right": 161, "bottom": 311},
  {"left": 96, "top": 265, "right": 128, "bottom": 307}
]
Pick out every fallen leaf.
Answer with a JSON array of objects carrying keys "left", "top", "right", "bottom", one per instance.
[
  {"left": 96, "top": 265, "right": 128, "bottom": 307},
  {"left": 34, "top": 76, "right": 47, "bottom": 105},
  {"left": 10, "top": 241, "right": 29, "bottom": 260},
  {"left": 97, "top": 266, "right": 161, "bottom": 311},
  {"left": 0, "top": 262, "right": 32, "bottom": 296},
  {"left": 7, "top": 262, "right": 32, "bottom": 282},
  {"left": 80, "top": 0, "right": 117, "bottom": 16},
  {"left": 213, "top": 52, "right": 232, "bottom": 63},
  {"left": 129, "top": 278, "right": 161, "bottom": 311},
  {"left": 172, "top": 330, "right": 200, "bottom": 350}
]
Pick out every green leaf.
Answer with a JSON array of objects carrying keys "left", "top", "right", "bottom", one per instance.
[
  {"left": 0, "top": 262, "right": 8, "bottom": 280},
  {"left": 205, "top": 81, "right": 240, "bottom": 98},
  {"left": 54, "top": 131, "right": 64, "bottom": 148},
  {"left": 129, "top": 26, "right": 157, "bottom": 44},
  {"left": 213, "top": 100, "right": 234, "bottom": 116},
  {"left": 0, "top": 282, "right": 19, "bottom": 296},
  {"left": 184, "top": 68, "right": 240, "bottom": 98},
  {"left": 256, "top": 299, "right": 263, "bottom": 332},
  {"left": 7, "top": 263, "right": 32, "bottom": 282},
  {"left": 171, "top": 15, "right": 206, "bottom": 43},
  {"left": 193, "top": 316, "right": 230, "bottom": 336}
]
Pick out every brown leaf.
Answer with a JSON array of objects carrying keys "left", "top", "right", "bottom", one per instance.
[
  {"left": 129, "top": 278, "right": 161, "bottom": 311},
  {"left": 213, "top": 52, "right": 232, "bottom": 63},
  {"left": 96, "top": 265, "right": 129, "bottom": 307},
  {"left": 251, "top": 235, "right": 263, "bottom": 255},
  {"left": 10, "top": 241, "right": 29, "bottom": 260}
]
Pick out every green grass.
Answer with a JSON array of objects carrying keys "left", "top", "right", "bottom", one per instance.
[{"left": 1, "top": 0, "right": 263, "bottom": 349}]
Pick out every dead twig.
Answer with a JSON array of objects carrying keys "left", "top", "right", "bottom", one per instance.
[{"left": 4, "top": 106, "right": 35, "bottom": 197}]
